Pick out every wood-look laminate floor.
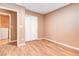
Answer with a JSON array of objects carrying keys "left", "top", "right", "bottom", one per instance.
[
  {"left": 0, "top": 39, "right": 8, "bottom": 45},
  {"left": 0, "top": 39, "right": 79, "bottom": 56}
]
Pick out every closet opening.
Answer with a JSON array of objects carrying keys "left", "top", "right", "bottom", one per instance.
[{"left": 0, "top": 8, "right": 17, "bottom": 46}]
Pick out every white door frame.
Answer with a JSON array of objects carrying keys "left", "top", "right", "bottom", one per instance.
[
  {"left": 0, "top": 6, "right": 20, "bottom": 46},
  {"left": 0, "top": 12, "right": 11, "bottom": 42}
]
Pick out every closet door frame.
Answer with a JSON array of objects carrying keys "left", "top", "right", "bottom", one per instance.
[{"left": 0, "top": 12, "right": 11, "bottom": 42}]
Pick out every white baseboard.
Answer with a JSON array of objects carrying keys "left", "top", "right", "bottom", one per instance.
[
  {"left": 9, "top": 40, "right": 17, "bottom": 43},
  {"left": 38, "top": 38, "right": 46, "bottom": 40},
  {"left": 39, "top": 38, "right": 79, "bottom": 51},
  {"left": 17, "top": 38, "right": 79, "bottom": 51},
  {"left": 17, "top": 43, "right": 25, "bottom": 47}
]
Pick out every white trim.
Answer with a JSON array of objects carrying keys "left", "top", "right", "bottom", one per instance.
[
  {"left": 37, "top": 38, "right": 46, "bottom": 40},
  {"left": 9, "top": 40, "right": 17, "bottom": 43},
  {"left": 0, "top": 7, "right": 17, "bottom": 12},
  {"left": 0, "top": 12, "right": 10, "bottom": 15},
  {"left": 0, "top": 13, "right": 11, "bottom": 42},
  {"left": 0, "top": 7, "right": 18, "bottom": 46},
  {"left": 17, "top": 43, "right": 25, "bottom": 47},
  {"left": 44, "top": 38, "right": 79, "bottom": 51},
  {"left": 17, "top": 11, "right": 19, "bottom": 46},
  {"left": 24, "top": 37, "right": 79, "bottom": 51}
]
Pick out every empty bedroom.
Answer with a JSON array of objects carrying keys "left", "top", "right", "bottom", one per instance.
[{"left": 0, "top": 3, "right": 79, "bottom": 56}]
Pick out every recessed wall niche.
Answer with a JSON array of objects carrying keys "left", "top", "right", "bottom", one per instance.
[{"left": 0, "top": 8, "right": 17, "bottom": 43}]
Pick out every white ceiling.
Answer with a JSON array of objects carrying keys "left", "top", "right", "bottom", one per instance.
[{"left": 17, "top": 3, "right": 70, "bottom": 14}]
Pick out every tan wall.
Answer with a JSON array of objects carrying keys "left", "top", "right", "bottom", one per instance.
[
  {"left": 45, "top": 3, "right": 79, "bottom": 48},
  {"left": 0, "top": 9, "right": 17, "bottom": 41},
  {"left": 25, "top": 10, "right": 44, "bottom": 38}
]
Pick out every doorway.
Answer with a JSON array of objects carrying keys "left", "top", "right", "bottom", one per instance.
[
  {"left": 25, "top": 15, "right": 38, "bottom": 41},
  {"left": 0, "top": 14, "right": 11, "bottom": 45}
]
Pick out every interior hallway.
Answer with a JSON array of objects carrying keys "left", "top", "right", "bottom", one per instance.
[{"left": 0, "top": 39, "right": 79, "bottom": 56}]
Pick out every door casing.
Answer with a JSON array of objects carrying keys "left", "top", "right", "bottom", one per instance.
[{"left": 0, "top": 12, "right": 11, "bottom": 42}]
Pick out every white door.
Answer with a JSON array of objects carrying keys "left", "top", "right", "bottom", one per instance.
[{"left": 25, "top": 15, "right": 38, "bottom": 41}]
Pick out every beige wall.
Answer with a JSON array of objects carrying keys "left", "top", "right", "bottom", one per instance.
[
  {"left": 45, "top": 3, "right": 79, "bottom": 48},
  {"left": 25, "top": 10, "right": 44, "bottom": 38}
]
